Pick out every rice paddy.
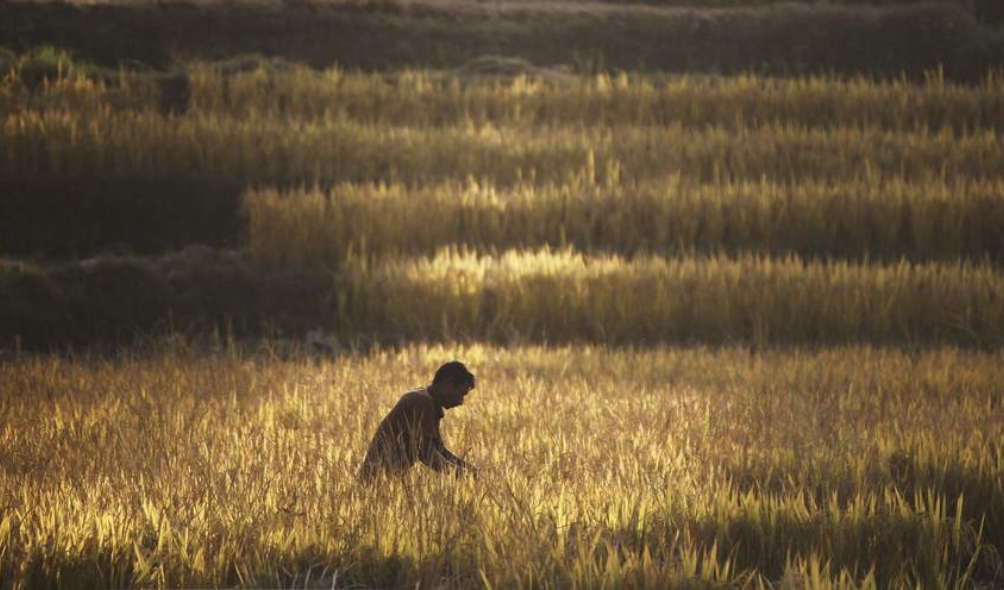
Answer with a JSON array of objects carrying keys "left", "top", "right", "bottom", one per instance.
[
  {"left": 2, "top": 59, "right": 1003, "bottom": 588},
  {"left": 2, "top": 344, "right": 1002, "bottom": 588}
]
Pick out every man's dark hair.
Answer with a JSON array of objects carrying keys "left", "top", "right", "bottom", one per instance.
[{"left": 433, "top": 361, "right": 475, "bottom": 389}]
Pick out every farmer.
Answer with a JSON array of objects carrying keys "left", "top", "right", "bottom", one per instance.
[{"left": 358, "top": 361, "right": 476, "bottom": 482}]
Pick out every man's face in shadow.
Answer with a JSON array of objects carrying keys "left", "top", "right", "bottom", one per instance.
[{"left": 438, "top": 380, "right": 473, "bottom": 409}]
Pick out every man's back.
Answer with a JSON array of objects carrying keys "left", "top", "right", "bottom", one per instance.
[{"left": 358, "top": 389, "right": 445, "bottom": 481}]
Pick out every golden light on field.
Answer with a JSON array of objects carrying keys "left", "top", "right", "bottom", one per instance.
[
  {"left": 3, "top": 55, "right": 1004, "bottom": 589},
  {"left": 2, "top": 344, "right": 1001, "bottom": 588}
]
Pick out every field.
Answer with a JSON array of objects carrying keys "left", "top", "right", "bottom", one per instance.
[
  {"left": 3, "top": 64, "right": 1004, "bottom": 348},
  {"left": 3, "top": 344, "right": 1003, "bottom": 588},
  {"left": 1, "top": 18, "right": 1004, "bottom": 589}
]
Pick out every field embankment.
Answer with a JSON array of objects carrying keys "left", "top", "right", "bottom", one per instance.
[
  {"left": 2, "top": 0, "right": 1003, "bottom": 80},
  {"left": 0, "top": 178, "right": 243, "bottom": 258},
  {"left": 0, "top": 249, "right": 333, "bottom": 352}
]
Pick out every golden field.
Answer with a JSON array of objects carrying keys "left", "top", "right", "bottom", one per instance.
[
  {"left": 1, "top": 344, "right": 1002, "bottom": 588},
  {"left": 242, "top": 178, "right": 1004, "bottom": 266},
  {"left": 6, "top": 69, "right": 1004, "bottom": 188},
  {"left": 2, "top": 60, "right": 1004, "bottom": 588},
  {"left": 327, "top": 248, "right": 1004, "bottom": 346},
  {"left": 6, "top": 106, "right": 1004, "bottom": 186},
  {"left": 4, "top": 64, "right": 1003, "bottom": 347}
]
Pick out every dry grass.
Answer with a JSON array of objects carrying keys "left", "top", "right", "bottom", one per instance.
[
  {"left": 1, "top": 344, "right": 1002, "bottom": 588},
  {"left": 2, "top": 34, "right": 1004, "bottom": 590},
  {"left": 10, "top": 66, "right": 1003, "bottom": 132},
  {"left": 182, "top": 66, "right": 1004, "bottom": 132},
  {"left": 243, "top": 177, "right": 1004, "bottom": 266},
  {"left": 330, "top": 248, "right": 1004, "bottom": 346},
  {"left": 4, "top": 63, "right": 1004, "bottom": 348},
  {"left": 6, "top": 68, "right": 1004, "bottom": 189},
  {"left": 9, "top": 109, "right": 1004, "bottom": 186}
]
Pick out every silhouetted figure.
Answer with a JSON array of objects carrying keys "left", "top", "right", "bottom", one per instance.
[{"left": 358, "top": 361, "right": 476, "bottom": 482}]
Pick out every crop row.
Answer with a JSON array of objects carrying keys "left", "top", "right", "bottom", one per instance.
[
  {"left": 5, "top": 110, "right": 1004, "bottom": 185},
  {"left": 7, "top": 68, "right": 1004, "bottom": 132},
  {"left": 244, "top": 177, "right": 1004, "bottom": 266},
  {"left": 2, "top": 248, "right": 1001, "bottom": 348},
  {"left": 327, "top": 248, "right": 1004, "bottom": 345}
]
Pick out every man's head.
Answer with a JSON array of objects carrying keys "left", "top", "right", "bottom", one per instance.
[{"left": 429, "top": 361, "right": 475, "bottom": 409}]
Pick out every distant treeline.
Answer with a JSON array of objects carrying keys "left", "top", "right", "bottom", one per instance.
[{"left": 1, "top": 0, "right": 1002, "bottom": 80}]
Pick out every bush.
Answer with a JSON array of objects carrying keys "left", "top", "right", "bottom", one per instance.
[{"left": 15, "top": 45, "right": 103, "bottom": 87}]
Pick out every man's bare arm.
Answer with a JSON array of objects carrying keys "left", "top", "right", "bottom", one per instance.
[
  {"left": 416, "top": 411, "right": 473, "bottom": 475},
  {"left": 436, "top": 445, "right": 473, "bottom": 474}
]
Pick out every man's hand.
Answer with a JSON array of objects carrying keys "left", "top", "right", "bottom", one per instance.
[{"left": 452, "top": 455, "right": 477, "bottom": 479}]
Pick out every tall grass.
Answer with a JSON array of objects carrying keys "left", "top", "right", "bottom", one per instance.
[
  {"left": 244, "top": 176, "right": 1004, "bottom": 266},
  {"left": 1, "top": 344, "right": 1001, "bottom": 588},
  {"left": 3, "top": 62, "right": 1004, "bottom": 349},
  {"left": 2, "top": 247, "right": 1002, "bottom": 348},
  {"left": 3, "top": 57, "right": 1004, "bottom": 589},
  {"left": 8, "top": 66, "right": 1004, "bottom": 132},
  {"left": 5, "top": 67, "right": 1004, "bottom": 188},
  {"left": 330, "top": 248, "right": 1004, "bottom": 346},
  {"left": 187, "top": 67, "right": 1004, "bottom": 132},
  {"left": 6, "top": 109, "right": 1004, "bottom": 186}
]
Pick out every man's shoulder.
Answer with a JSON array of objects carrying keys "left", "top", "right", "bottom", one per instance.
[
  {"left": 397, "top": 388, "right": 435, "bottom": 407},
  {"left": 395, "top": 388, "right": 443, "bottom": 418}
]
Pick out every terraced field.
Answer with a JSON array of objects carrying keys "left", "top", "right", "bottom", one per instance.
[
  {"left": 3, "top": 65, "right": 1003, "bottom": 347},
  {"left": 1, "top": 58, "right": 1003, "bottom": 588}
]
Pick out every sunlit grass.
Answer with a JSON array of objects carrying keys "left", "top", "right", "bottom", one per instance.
[
  {"left": 5, "top": 67, "right": 1004, "bottom": 189},
  {"left": 328, "top": 248, "right": 1004, "bottom": 346},
  {"left": 7, "top": 109, "right": 1004, "bottom": 186},
  {"left": 1, "top": 344, "right": 1001, "bottom": 588},
  {"left": 243, "top": 176, "right": 1004, "bottom": 266},
  {"left": 182, "top": 66, "right": 1004, "bottom": 132},
  {"left": 3, "top": 57, "right": 1004, "bottom": 590},
  {"left": 7, "top": 65, "right": 1004, "bottom": 133}
]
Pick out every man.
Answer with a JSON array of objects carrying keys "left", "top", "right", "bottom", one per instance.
[{"left": 358, "top": 361, "right": 476, "bottom": 482}]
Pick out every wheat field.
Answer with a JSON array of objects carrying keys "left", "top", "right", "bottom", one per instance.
[
  {"left": 3, "top": 59, "right": 1004, "bottom": 588},
  {"left": 2, "top": 344, "right": 1003, "bottom": 588},
  {"left": 6, "top": 68, "right": 1004, "bottom": 188},
  {"left": 242, "top": 177, "right": 1004, "bottom": 266}
]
